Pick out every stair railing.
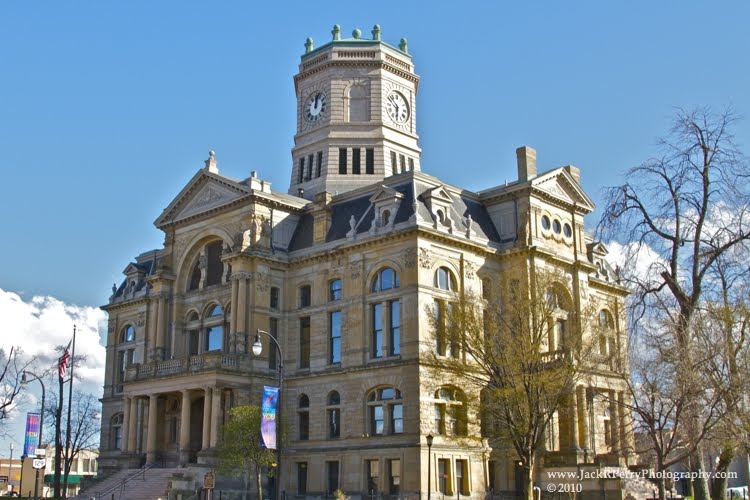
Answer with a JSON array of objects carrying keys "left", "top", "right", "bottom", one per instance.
[{"left": 90, "top": 463, "right": 155, "bottom": 500}]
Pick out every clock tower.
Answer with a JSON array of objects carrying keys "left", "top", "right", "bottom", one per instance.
[{"left": 289, "top": 24, "right": 422, "bottom": 199}]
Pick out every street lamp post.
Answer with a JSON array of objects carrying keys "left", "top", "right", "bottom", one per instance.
[
  {"left": 253, "top": 328, "right": 284, "bottom": 500},
  {"left": 426, "top": 434, "right": 434, "bottom": 500},
  {"left": 7, "top": 443, "right": 13, "bottom": 494},
  {"left": 20, "top": 371, "right": 45, "bottom": 500}
]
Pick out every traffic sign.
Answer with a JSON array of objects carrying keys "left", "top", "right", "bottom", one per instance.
[{"left": 32, "top": 458, "right": 46, "bottom": 469}]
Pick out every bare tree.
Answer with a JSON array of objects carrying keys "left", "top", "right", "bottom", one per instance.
[
  {"left": 0, "top": 347, "right": 33, "bottom": 434},
  {"left": 599, "top": 106, "right": 750, "bottom": 500},
  {"left": 425, "top": 270, "right": 597, "bottom": 500},
  {"left": 44, "top": 390, "right": 101, "bottom": 496}
]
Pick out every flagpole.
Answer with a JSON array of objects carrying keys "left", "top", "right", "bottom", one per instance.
[
  {"left": 53, "top": 335, "right": 72, "bottom": 498},
  {"left": 63, "top": 325, "right": 76, "bottom": 498}
]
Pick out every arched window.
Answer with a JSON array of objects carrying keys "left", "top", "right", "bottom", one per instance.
[
  {"left": 434, "top": 387, "right": 467, "bottom": 436},
  {"left": 348, "top": 85, "right": 368, "bottom": 122},
  {"left": 189, "top": 261, "right": 201, "bottom": 291},
  {"left": 111, "top": 413, "right": 124, "bottom": 450},
  {"left": 367, "top": 387, "right": 402, "bottom": 436},
  {"left": 434, "top": 267, "right": 457, "bottom": 291},
  {"left": 187, "top": 240, "right": 225, "bottom": 291},
  {"left": 371, "top": 267, "right": 399, "bottom": 293},
  {"left": 327, "top": 391, "right": 341, "bottom": 439},
  {"left": 185, "top": 311, "right": 200, "bottom": 356},
  {"left": 120, "top": 325, "right": 135, "bottom": 343},
  {"left": 205, "top": 303, "right": 225, "bottom": 352},
  {"left": 546, "top": 287, "right": 570, "bottom": 351},
  {"left": 382, "top": 209, "right": 391, "bottom": 227},
  {"left": 599, "top": 309, "right": 616, "bottom": 356},
  {"left": 298, "top": 394, "right": 310, "bottom": 440}
]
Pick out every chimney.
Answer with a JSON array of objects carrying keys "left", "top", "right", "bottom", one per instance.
[
  {"left": 312, "top": 192, "right": 333, "bottom": 244},
  {"left": 516, "top": 146, "right": 537, "bottom": 182},
  {"left": 563, "top": 165, "right": 581, "bottom": 184}
]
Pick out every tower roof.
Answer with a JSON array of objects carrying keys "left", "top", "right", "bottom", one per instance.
[{"left": 301, "top": 24, "right": 412, "bottom": 61}]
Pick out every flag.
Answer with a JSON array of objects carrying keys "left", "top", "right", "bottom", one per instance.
[{"left": 58, "top": 340, "right": 72, "bottom": 379}]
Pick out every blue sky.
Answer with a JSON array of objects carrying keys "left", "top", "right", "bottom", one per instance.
[{"left": 1, "top": 1, "right": 749, "bottom": 455}]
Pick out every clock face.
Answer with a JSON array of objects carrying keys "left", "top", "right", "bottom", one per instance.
[
  {"left": 304, "top": 91, "right": 327, "bottom": 123},
  {"left": 386, "top": 91, "right": 410, "bottom": 123}
]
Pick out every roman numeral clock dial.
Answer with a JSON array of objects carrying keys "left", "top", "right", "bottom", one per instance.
[
  {"left": 304, "top": 91, "right": 327, "bottom": 123},
  {"left": 386, "top": 91, "right": 410, "bottom": 124}
]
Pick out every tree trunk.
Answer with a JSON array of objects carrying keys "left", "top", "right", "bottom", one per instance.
[
  {"left": 522, "top": 466, "right": 533, "bottom": 500},
  {"left": 658, "top": 478, "right": 666, "bottom": 500},
  {"left": 712, "top": 446, "right": 734, "bottom": 500},
  {"left": 256, "top": 464, "right": 263, "bottom": 500},
  {"left": 692, "top": 450, "right": 711, "bottom": 500}
]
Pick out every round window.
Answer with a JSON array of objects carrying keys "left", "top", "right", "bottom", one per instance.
[
  {"left": 563, "top": 223, "right": 572, "bottom": 238},
  {"left": 552, "top": 220, "right": 562, "bottom": 234},
  {"left": 541, "top": 215, "right": 551, "bottom": 230}
]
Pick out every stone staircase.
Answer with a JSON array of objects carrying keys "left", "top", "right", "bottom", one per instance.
[{"left": 73, "top": 467, "right": 181, "bottom": 500}]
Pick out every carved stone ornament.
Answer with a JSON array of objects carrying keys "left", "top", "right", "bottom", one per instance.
[
  {"left": 350, "top": 260, "right": 361, "bottom": 280},
  {"left": 464, "top": 261, "right": 476, "bottom": 280},
  {"left": 419, "top": 248, "right": 431, "bottom": 269},
  {"left": 402, "top": 247, "right": 417, "bottom": 269},
  {"left": 255, "top": 272, "right": 269, "bottom": 292}
]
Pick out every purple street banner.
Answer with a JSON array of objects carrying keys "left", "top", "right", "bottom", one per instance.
[
  {"left": 261, "top": 386, "right": 279, "bottom": 450},
  {"left": 23, "top": 412, "right": 41, "bottom": 457}
]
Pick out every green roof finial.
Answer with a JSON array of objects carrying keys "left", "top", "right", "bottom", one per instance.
[
  {"left": 372, "top": 24, "right": 381, "bottom": 40},
  {"left": 304, "top": 37, "right": 314, "bottom": 54},
  {"left": 332, "top": 24, "right": 341, "bottom": 41},
  {"left": 399, "top": 37, "right": 408, "bottom": 54},
  {"left": 352, "top": 27, "right": 362, "bottom": 39}
]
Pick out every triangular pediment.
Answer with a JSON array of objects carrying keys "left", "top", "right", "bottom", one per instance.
[
  {"left": 369, "top": 185, "right": 404, "bottom": 204},
  {"left": 589, "top": 241, "right": 609, "bottom": 256},
  {"left": 421, "top": 185, "right": 453, "bottom": 204},
  {"left": 532, "top": 169, "right": 595, "bottom": 212},
  {"left": 123, "top": 263, "right": 143, "bottom": 276},
  {"left": 155, "top": 171, "right": 249, "bottom": 228}
]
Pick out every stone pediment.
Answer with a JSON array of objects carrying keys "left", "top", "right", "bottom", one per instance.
[
  {"left": 589, "top": 241, "right": 609, "bottom": 256},
  {"left": 155, "top": 171, "right": 249, "bottom": 228},
  {"left": 369, "top": 185, "right": 404, "bottom": 204},
  {"left": 532, "top": 170, "right": 594, "bottom": 212},
  {"left": 421, "top": 185, "right": 453, "bottom": 204}
]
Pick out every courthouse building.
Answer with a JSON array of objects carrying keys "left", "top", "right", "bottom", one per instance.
[{"left": 99, "top": 25, "right": 636, "bottom": 499}]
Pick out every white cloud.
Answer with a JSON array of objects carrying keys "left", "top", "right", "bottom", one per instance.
[
  {"left": 605, "top": 240, "right": 666, "bottom": 289},
  {"left": 0, "top": 288, "right": 107, "bottom": 391}
]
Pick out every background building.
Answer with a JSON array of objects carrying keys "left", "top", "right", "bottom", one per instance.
[{"left": 98, "top": 25, "right": 635, "bottom": 499}]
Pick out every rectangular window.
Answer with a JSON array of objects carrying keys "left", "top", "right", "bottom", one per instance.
[
  {"left": 299, "top": 285, "right": 311, "bottom": 308},
  {"left": 306, "top": 154, "right": 313, "bottom": 180},
  {"left": 604, "top": 419, "right": 612, "bottom": 447},
  {"left": 554, "top": 319, "right": 565, "bottom": 350},
  {"left": 488, "top": 460, "right": 497, "bottom": 492},
  {"left": 297, "top": 462, "right": 308, "bottom": 495},
  {"left": 206, "top": 325, "right": 223, "bottom": 351},
  {"left": 326, "top": 461, "right": 340, "bottom": 494},
  {"left": 339, "top": 148, "right": 348, "bottom": 174},
  {"left": 329, "top": 279, "right": 342, "bottom": 301},
  {"left": 408, "top": 157, "right": 414, "bottom": 171},
  {"left": 391, "top": 151, "right": 397, "bottom": 173},
  {"left": 113, "top": 426, "right": 122, "bottom": 450},
  {"left": 268, "top": 318, "right": 278, "bottom": 370},
  {"left": 298, "top": 157, "right": 305, "bottom": 183},
  {"left": 270, "top": 287, "right": 279, "bottom": 309},
  {"left": 366, "top": 148, "right": 374, "bottom": 174},
  {"left": 389, "top": 300, "right": 400, "bottom": 356},
  {"left": 330, "top": 311, "right": 342, "bottom": 364},
  {"left": 388, "top": 459, "right": 401, "bottom": 495},
  {"left": 328, "top": 408, "right": 340, "bottom": 438},
  {"left": 456, "top": 460, "right": 469, "bottom": 495},
  {"left": 316, "top": 151, "right": 323, "bottom": 177},
  {"left": 299, "top": 411, "right": 309, "bottom": 440},
  {"left": 371, "top": 405, "right": 384, "bottom": 435},
  {"left": 399, "top": 154, "right": 406, "bottom": 173},
  {"left": 372, "top": 303, "right": 383, "bottom": 358},
  {"left": 438, "top": 458, "right": 452, "bottom": 495},
  {"left": 188, "top": 330, "right": 199, "bottom": 356},
  {"left": 352, "top": 148, "right": 361, "bottom": 174},
  {"left": 300, "top": 317, "right": 310, "bottom": 369},
  {"left": 391, "top": 403, "right": 403, "bottom": 434},
  {"left": 366, "top": 459, "right": 379, "bottom": 494}
]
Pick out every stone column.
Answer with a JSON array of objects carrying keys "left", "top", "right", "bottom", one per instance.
[
  {"left": 569, "top": 393, "right": 580, "bottom": 450},
  {"left": 179, "top": 390, "right": 192, "bottom": 464},
  {"left": 618, "top": 391, "right": 634, "bottom": 455},
  {"left": 127, "top": 397, "right": 138, "bottom": 452},
  {"left": 155, "top": 294, "right": 166, "bottom": 359},
  {"left": 577, "top": 386, "right": 589, "bottom": 450},
  {"left": 146, "top": 394, "right": 159, "bottom": 464},
  {"left": 202, "top": 387, "right": 212, "bottom": 450},
  {"left": 230, "top": 275, "right": 239, "bottom": 352},
  {"left": 237, "top": 274, "right": 248, "bottom": 336},
  {"left": 609, "top": 390, "right": 620, "bottom": 452},
  {"left": 210, "top": 387, "right": 222, "bottom": 447},
  {"left": 121, "top": 397, "right": 131, "bottom": 452}
]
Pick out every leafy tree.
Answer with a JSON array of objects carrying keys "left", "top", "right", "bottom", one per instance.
[
  {"left": 216, "top": 405, "right": 276, "bottom": 500},
  {"left": 426, "top": 270, "right": 598, "bottom": 500},
  {"left": 599, "top": 106, "right": 750, "bottom": 500}
]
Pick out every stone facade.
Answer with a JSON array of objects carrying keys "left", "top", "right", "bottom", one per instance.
[{"left": 99, "top": 25, "right": 635, "bottom": 499}]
